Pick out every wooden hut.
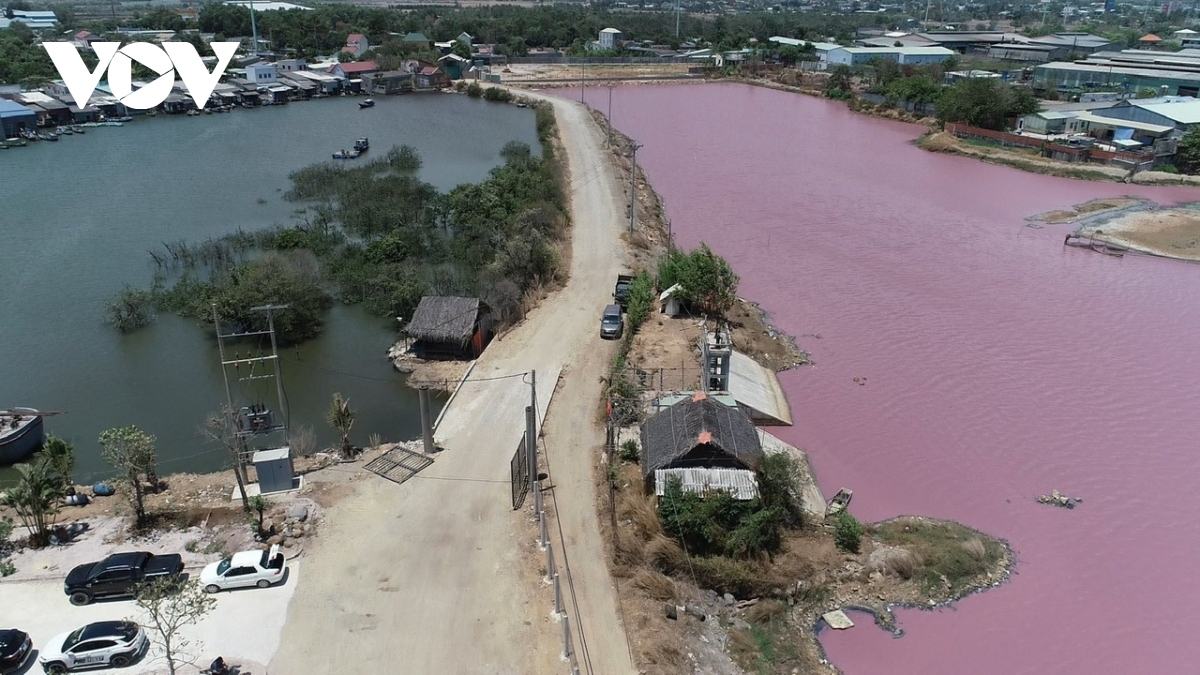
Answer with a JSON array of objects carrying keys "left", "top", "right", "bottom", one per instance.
[{"left": 403, "top": 296, "right": 492, "bottom": 359}]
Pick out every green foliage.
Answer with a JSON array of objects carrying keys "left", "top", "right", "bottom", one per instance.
[
  {"left": 872, "top": 519, "right": 1005, "bottom": 595},
  {"left": 483, "top": 86, "right": 514, "bottom": 102},
  {"left": 0, "top": 456, "right": 64, "bottom": 546},
  {"left": 833, "top": 511, "right": 863, "bottom": 553},
  {"left": 655, "top": 244, "right": 739, "bottom": 316},
  {"left": 0, "top": 24, "right": 58, "bottom": 85},
  {"left": 0, "top": 559, "right": 14, "bottom": 577},
  {"left": 41, "top": 435, "right": 76, "bottom": 493},
  {"left": 327, "top": 392, "right": 357, "bottom": 458},
  {"left": 246, "top": 494, "right": 268, "bottom": 535},
  {"left": 466, "top": 81, "right": 483, "bottom": 98},
  {"left": 826, "top": 64, "right": 853, "bottom": 98},
  {"left": 203, "top": 252, "right": 334, "bottom": 345},
  {"left": 624, "top": 271, "right": 654, "bottom": 333},
  {"left": 884, "top": 73, "right": 942, "bottom": 107},
  {"left": 936, "top": 78, "right": 1041, "bottom": 131},
  {"left": 1174, "top": 127, "right": 1200, "bottom": 175},
  {"left": 105, "top": 286, "right": 157, "bottom": 333},
  {"left": 756, "top": 453, "right": 804, "bottom": 528},
  {"left": 619, "top": 439, "right": 640, "bottom": 463},
  {"left": 99, "top": 425, "right": 158, "bottom": 528},
  {"left": 134, "top": 578, "right": 216, "bottom": 675}
]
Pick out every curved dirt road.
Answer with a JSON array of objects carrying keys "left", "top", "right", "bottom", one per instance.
[{"left": 271, "top": 92, "right": 635, "bottom": 674}]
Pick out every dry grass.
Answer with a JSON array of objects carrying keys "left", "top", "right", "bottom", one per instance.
[
  {"left": 644, "top": 641, "right": 688, "bottom": 667},
  {"left": 632, "top": 569, "right": 679, "bottom": 602},
  {"left": 745, "top": 598, "right": 787, "bottom": 624},
  {"left": 962, "top": 537, "right": 987, "bottom": 561},
  {"left": 884, "top": 550, "right": 922, "bottom": 580}
]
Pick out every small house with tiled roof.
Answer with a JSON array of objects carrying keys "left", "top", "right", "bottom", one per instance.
[{"left": 343, "top": 33, "right": 369, "bottom": 58}]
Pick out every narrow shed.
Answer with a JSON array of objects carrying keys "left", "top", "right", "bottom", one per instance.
[{"left": 403, "top": 296, "right": 492, "bottom": 359}]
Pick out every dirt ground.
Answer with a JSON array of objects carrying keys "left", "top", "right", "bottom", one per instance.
[
  {"left": 1032, "top": 197, "right": 1143, "bottom": 224},
  {"left": 388, "top": 351, "right": 473, "bottom": 392},
  {"left": 503, "top": 62, "right": 695, "bottom": 83},
  {"left": 1080, "top": 205, "right": 1200, "bottom": 261}
]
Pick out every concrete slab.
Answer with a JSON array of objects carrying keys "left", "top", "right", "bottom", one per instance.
[
  {"left": 823, "top": 609, "right": 854, "bottom": 629},
  {"left": 728, "top": 350, "right": 793, "bottom": 426},
  {"left": 759, "top": 430, "right": 826, "bottom": 519}
]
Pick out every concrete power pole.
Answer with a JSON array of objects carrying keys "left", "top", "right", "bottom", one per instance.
[
  {"left": 249, "top": 0, "right": 259, "bottom": 56},
  {"left": 676, "top": 0, "right": 681, "bottom": 39},
  {"left": 628, "top": 143, "right": 642, "bottom": 233},
  {"left": 527, "top": 370, "right": 538, "bottom": 500},
  {"left": 607, "top": 84, "right": 614, "bottom": 147},
  {"left": 250, "top": 304, "right": 291, "bottom": 434}
]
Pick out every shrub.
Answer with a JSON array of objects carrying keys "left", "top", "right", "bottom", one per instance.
[
  {"left": 483, "top": 86, "right": 514, "bottom": 102},
  {"left": 466, "top": 82, "right": 483, "bottom": 98},
  {"left": 655, "top": 244, "right": 739, "bottom": 316},
  {"left": 834, "top": 511, "right": 863, "bottom": 553},
  {"left": 624, "top": 271, "right": 654, "bottom": 332},
  {"left": 619, "top": 439, "right": 640, "bottom": 463},
  {"left": 757, "top": 453, "right": 804, "bottom": 527},
  {"left": 105, "top": 286, "right": 156, "bottom": 333}
]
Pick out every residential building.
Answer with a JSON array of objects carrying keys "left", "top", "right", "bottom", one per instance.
[
  {"left": 402, "top": 32, "right": 430, "bottom": 49},
  {"left": 289, "top": 69, "right": 342, "bottom": 94},
  {"left": 0, "top": 99, "right": 36, "bottom": 138},
  {"left": 456, "top": 32, "right": 473, "bottom": 46},
  {"left": 401, "top": 296, "right": 492, "bottom": 359},
  {"left": 826, "top": 46, "right": 955, "bottom": 66},
  {"left": 328, "top": 60, "right": 378, "bottom": 79},
  {"left": 437, "top": 53, "right": 468, "bottom": 79},
  {"left": 769, "top": 36, "right": 840, "bottom": 62},
  {"left": 1139, "top": 34, "right": 1163, "bottom": 49},
  {"left": 1175, "top": 29, "right": 1200, "bottom": 48},
  {"left": 12, "top": 91, "right": 71, "bottom": 125},
  {"left": 599, "top": 27, "right": 623, "bottom": 50},
  {"left": 245, "top": 63, "right": 278, "bottom": 85},
  {"left": 72, "top": 30, "right": 102, "bottom": 51},
  {"left": 223, "top": 0, "right": 312, "bottom": 10},
  {"left": 275, "top": 59, "right": 307, "bottom": 72},
  {"left": 415, "top": 66, "right": 445, "bottom": 89},
  {"left": 639, "top": 391, "right": 764, "bottom": 499},
  {"left": 1017, "top": 110, "right": 1091, "bottom": 134},
  {"left": 343, "top": 33, "right": 369, "bottom": 58}
]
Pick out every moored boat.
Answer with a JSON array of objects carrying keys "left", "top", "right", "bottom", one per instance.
[
  {"left": 71, "top": 125, "right": 84, "bottom": 134},
  {"left": 358, "top": 98, "right": 375, "bottom": 109},
  {"left": 39, "top": 133, "right": 58, "bottom": 141},
  {"left": 0, "top": 408, "right": 46, "bottom": 465},
  {"left": 332, "top": 148, "right": 361, "bottom": 159},
  {"left": 353, "top": 137, "right": 369, "bottom": 152},
  {"left": 825, "top": 487, "right": 853, "bottom": 517}
]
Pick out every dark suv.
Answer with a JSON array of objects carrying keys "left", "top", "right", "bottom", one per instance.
[{"left": 0, "top": 629, "right": 32, "bottom": 674}]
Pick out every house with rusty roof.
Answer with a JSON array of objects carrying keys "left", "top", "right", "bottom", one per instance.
[
  {"left": 640, "top": 391, "right": 764, "bottom": 500},
  {"left": 328, "top": 60, "right": 378, "bottom": 79}
]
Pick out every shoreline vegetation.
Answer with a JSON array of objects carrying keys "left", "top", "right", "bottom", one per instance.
[
  {"left": 579, "top": 96, "right": 1011, "bottom": 675},
  {"left": 105, "top": 95, "right": 568, "bottom": 347}
]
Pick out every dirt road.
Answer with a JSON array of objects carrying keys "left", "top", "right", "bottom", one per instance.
[{"left": 271, "top": 92, "right": 634, "bottom": 674}]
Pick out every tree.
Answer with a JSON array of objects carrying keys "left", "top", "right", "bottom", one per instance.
[
  {"left": 0, "top": 456, "right": 64, "bottom": 546},
  {"left": 99, "top": 426, "right": 159, "bottom": 528},
  {"left": 452, "top": 40, "right": 472, "bottom": 60},
  {"left": 936, "top": 78, "right": 1040, "bottom": 131},
  {"left": 1174, "top": 126, "right": 1200, "bottom": 175},
  {"left": 327, "top": 393, "right": 356, "bottom": 458},
  {"left": 826, "top": 64, "right": 853, "bottom": 98},
  {"left": 247, "top": 494, "right": 268, "bottom": 538},
  {"left": 201, "top": 408, "right": 249, "bottom": 512},
  {"left": 656, "top": 244, "right": 740, "bottom": 316},
  {"left": 833, "top": 511, "right": 863, "bottom": 553},
  {"left": 40, "top": 435, "right": 76, "bottom": 494},
  {"left": 132, "top": 577, "right": 216, "bottom": 675}
]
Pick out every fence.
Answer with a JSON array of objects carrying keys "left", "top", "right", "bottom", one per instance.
[
  {"left": 623, "top": 365, "right": 702, "bottom": 393},
  {"left": 511, "top": 437, "right": 530, "bottom": 510},
  {"left": 945, "top": 122, "right": 1157, "bottom": 167},
  {"left": 507, "top": 56, "right": 687, "bottom": 65}
]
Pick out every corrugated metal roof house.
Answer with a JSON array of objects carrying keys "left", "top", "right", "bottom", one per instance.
[{"left": 640, "top": 391, "right": 763, "bottom": 497}]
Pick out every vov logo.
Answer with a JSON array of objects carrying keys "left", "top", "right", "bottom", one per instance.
[{"left": 43, "top": 42, "right": 239, "bottom": 110}]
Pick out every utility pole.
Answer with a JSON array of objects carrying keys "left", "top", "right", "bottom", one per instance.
[
  {"left": 580, "top": 61, "right": 585, "bottom": 102},
  {"left": 628, "top": 143, "right": 642, "bottom": 233},
  {"left": 250, "top": 304, "right": 291, "bottom": 433},
  {"left": 527, "top": 370, "right": 538, "bottom": 502},
  {"left": 923, "top": 0, "right": 932, "bottom": 31},
  {"left": 676, "top": 0, "right": 681, "bottom": 39},
  {"left": 606, "top": 83, "right": 614, "bottom": 147},
  {"left": 249, "top": 0, "right": 259, "bottom": 56}
]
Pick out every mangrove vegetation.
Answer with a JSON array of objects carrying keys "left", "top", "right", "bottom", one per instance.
[{"left": 107, "top": 103, "right": 567, "bottom": 344}]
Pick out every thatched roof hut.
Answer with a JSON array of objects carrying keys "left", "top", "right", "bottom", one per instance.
[
  {"left": 639, "top": 391, "right": 763, "bottom": 489},
  {"left": 403, "top": 296, "right": 492, "bottom": 358}
]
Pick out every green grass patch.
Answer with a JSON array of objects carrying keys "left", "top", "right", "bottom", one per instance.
[{"left": 872, "top": 519, "right": 1005, "bottom": 596}]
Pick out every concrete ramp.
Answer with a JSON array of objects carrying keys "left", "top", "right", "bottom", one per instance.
[
  {"left": 728, "top": 350, "right": 793, "bottom": 426},
  {"left": 758, "top": 430, "right": 826, "bottom": 520}
]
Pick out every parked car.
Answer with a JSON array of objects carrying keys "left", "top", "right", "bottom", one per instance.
[
  {"left": 612, "top": 273, "right": 635, "bottom": 309},
  {"left": 38, "top": 621, "right": 148, "bottom": 673},
  {"left": 64, "top": 551, "right": 184, "bottom": 606},
  {"left": 200, "top": 544, "right": 285, "bottom": 593},
  {"left": 0, "top": 629, "right": 32, "bottom": 674},
  {"left": 600, "top": 304, "right": 624, "bottom": 340}
]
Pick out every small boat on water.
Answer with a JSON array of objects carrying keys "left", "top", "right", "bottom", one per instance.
[
  {"left": 358, "top": 99, "right": 376, "bottom": 109},
  {"left": 112, "top": 116, "right": 133, "bottom": 122},
  {"left": 0, "top": 408, "right": 54, "bottom": 465},
  {"left": 353, "top": 137, "right": 369, "bottom": 152},
  {"left": 39, "top": 133, "right": 58, "bottom": 141},
  {"left": 332, "top": 148, "right": 361, "bottom": 160},
  {"left": 60, "top": 127, "right": 73, "bottom": 135},
  {"left": 825, "top": 488, "right": 853, "bottom": 517},
  {"left": 71, "top": 125, "right": 84, "bottom": 134},
  {"left": 516, "top": 102, "right": 528, "bottom": 108}
]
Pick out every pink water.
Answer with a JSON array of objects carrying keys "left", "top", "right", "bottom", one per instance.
[{"left": 584, "top": 82, "right": 1200, "bottom": 674}]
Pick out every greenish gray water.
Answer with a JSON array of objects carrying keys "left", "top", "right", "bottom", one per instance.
[{"left": 0, "top": 93, "right": 538, "bottom": 485}]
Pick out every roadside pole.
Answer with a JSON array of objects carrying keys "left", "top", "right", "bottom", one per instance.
[{"left": 629, "top": 143, "right": 642, "bottom": 233}]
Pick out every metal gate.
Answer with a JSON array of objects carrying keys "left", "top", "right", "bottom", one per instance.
[
  {"left": 511, "top": 437, "right": 529, "bottom": 510},
  {"left": 365, "top": 447, "right": 434, "bottom": 486}
]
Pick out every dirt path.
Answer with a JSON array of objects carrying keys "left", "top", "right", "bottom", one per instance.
[{"left": 270, "top": 92, "right": 632, "bottom": 674}]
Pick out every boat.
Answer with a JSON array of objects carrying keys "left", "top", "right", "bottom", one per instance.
[
  {"left": 332, "top": 148, "right": 361, "bottom": 160},
  {"left": 0, "top": 408, "right": 49, "bottom": 465},
  {"left": 516, "top": 102, "right": 528, "bottom": 108},
  {"left": 60, "top": 127, "right": 73, "bottom": 135},
  {"left": 242, "top": 102, "right": 254, "bottom": 109},
  {"left": 113, "top": 116, "right": 133, "bottom": 122},
  {"left": 204, "top": 108, "right": 213, "bottom": 114},
  {"left": 825, "top": 488, "right": 853, "bottom": 517},
  {"left": 353, "top": 137, "right": 369, "bottom": 152},
  {"left": 146, "top": 110, "right": 157, "bottom": 117},
  {"left": 358, "top": 99, "right": 376, "bottom": 109},
  {"left": 71, "top": 125, "right": 84, "bottom": 134},
  {"left": 187, "top": 109, "right": 201, "bottom": 117},
  {"left": 39, "top": 133, "right": 58, "bottom": 141}
]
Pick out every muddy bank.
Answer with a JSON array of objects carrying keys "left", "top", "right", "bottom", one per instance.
[{"left": 1049, "top": 198, "right": 1200, "bottom": 262}]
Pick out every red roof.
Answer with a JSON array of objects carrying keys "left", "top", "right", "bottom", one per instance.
[
  {"left": 75, "top": 30, "right": 92, "bottom": 38},
  {"left": 419, "top": 66, "right": 439, "bottom": 76},
  {"left": 1140, "top": 33, "right": 1162, "bottom": 42},
  {"left": 347, "top": 33, "right": 365, "bottom": 42},
  {"left": 331, "top": 61, "right": 377, "bottom": 74},
  {"left": 341, "top": 46, "right": 356, "bottom": 53}
]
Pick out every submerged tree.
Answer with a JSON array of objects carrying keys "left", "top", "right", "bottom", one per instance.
[{"left": 327, "top": 393, "right": 356, "bottom": 458}]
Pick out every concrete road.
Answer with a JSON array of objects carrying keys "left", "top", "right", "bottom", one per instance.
[
  {"left": 271, "top": 93, "right": 634, "bottom": 674},
  {"left": 0, "top": 564, "right": 299, "bottom": 674}
]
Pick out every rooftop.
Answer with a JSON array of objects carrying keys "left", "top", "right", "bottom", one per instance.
[
  {"left": 404, "top": 296, "right": 482, "bottom": 344},
  {"left": 640, "top": 392, "right": 764, "bottom": 478},
  {"left": 0, "top": 99, "right": 36, "bottom": 118}
]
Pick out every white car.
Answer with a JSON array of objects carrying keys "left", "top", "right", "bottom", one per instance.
[
  {"left": 200, "top": 545, "right": 285, "bottom": 593},
  {"left": 39, "top": 621, "right": 148, "bottom": 673}
]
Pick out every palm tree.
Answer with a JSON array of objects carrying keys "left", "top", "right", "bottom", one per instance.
[
  {"left": 327, "top": 393, "right": 356, "bottom": 458},
  {"left": 0, "top": 456, "right": 65, "bottom": 546}
]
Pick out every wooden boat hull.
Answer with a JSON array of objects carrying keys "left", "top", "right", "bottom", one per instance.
[{"left": 0, "top": 413, "right": 44, "bottom": 465}]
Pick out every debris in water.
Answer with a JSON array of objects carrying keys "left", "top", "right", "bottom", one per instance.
[
  {"left": 822, "top": 610, "right": 854, "bottom": 630},
  {"left": 1037, "top": 489, "right": 1079, "bottom": 509}
]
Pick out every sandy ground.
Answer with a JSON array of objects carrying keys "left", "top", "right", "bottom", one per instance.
[
  {"left": 504, "top": 63, "right": 695, "bottom": 84},
  {"left": 1080, "top": 205, "right": 1200, "bottom": 261},
  {"left": 270, "top": 89, "right": 634, "bottom": 674}
]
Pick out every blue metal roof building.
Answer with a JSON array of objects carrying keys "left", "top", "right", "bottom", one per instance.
[{"left": 0, "top": 99, "right": 37, "bottom": 139}]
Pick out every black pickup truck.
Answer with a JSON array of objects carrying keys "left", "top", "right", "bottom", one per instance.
[
  {"left": 612, "top": 274, "right": 635, "bottom": 309},
  {"left": 64, "top": 551, "right": 184, "bottom": 606}
]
